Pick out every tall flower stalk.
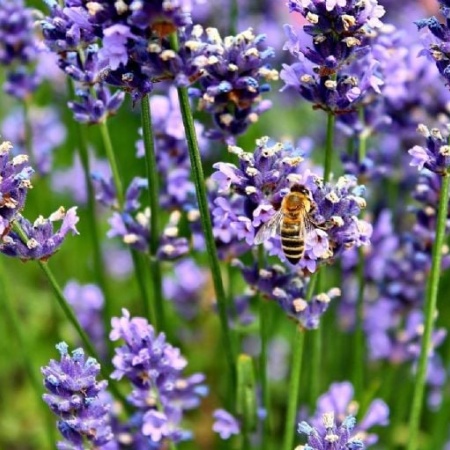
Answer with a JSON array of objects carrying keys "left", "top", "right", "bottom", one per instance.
[
  {"left": 407, "top": 171, "right": 450, "bottom": 450},
  {"left": 140, "top": 95, "right": 164, "bottom": 330},
  {"left": 170, "top": 33, "right": 237, "bottom": 385}
]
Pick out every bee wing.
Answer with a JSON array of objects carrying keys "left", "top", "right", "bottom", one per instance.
[{"left": 254, "top": 211, "right": 284, "bottom": 245}]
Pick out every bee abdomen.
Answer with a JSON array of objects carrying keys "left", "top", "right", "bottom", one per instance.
[{"left": 281, "top": 224, "right": 304, "bottom": 264}]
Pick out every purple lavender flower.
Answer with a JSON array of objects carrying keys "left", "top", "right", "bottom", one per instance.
[
  {"left": 94, "top": 175, "right": 189, "bottom": 259},
  {"left": 0, "top": 0, "right": 41, "bottom": 98},
  {"left": 1, "top": 106, "right": 66, "bottom": 176},
  {"left": 415, "top": 2, "right": 450, "bottom": 91},
  {"left": 408, "top": 124, "right": 450, "bottom": 175},
  {"left": 110, "top": 309, "right": 207, "bottom": 446},
  {"left": 41, "top": 342, "right": 115, "bottom": 449},
  {"left": 186, "top": 26, "right": 278, "bottom": 139},
  {"left": 64, "top": 280, "right": 105, "bottom": 354},
  {"left": 211, "top": 137, "right": 371, "bottom": 271},
  {"left": 310, "top": 381, "right": 389, "bottom": 446},
  {"left": 297, "top": 413, "right": 364, "bottom": 450},
  {"left": 0, "top": 206, "right": 79, "bottom": 261},
  {"left": 68, "top": 83, "right": 125, "bottom": 124},
  {"left": 281, "top": 0, "right": 385, "bottom": 114},
  {"left": 0, "top": 140, "right": 33, "bottom": 231},
  {"left": 237, "top": 261, "right": 340, "bottom": 328},
  {"left": 212, "top": 409, "right": 240, "bottom": 440}
]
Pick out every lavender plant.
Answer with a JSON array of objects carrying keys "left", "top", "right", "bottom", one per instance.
[{"left": 3, "top": 0, "right": 450, "bottom": 449}]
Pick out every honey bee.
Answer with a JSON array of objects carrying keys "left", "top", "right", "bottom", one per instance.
[{"left": 254, "top": 184, "right": 317, "bottom": 264}]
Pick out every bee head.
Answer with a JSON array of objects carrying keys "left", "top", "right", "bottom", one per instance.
[{"left": 290, "top": 184, "right": 310, "bottom": 196}]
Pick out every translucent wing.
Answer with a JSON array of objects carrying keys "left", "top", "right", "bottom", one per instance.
[{"left": 254, "top": 211, "right": 284, "bottom": 245}]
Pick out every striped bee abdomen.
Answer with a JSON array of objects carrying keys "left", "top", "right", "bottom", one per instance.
[{"left": 281, "top": 221, "right": 304, "bottom": 264}]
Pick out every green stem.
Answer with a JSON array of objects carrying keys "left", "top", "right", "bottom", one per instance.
[
  {"left": 324, "top": 112, "right": 335, "bottom": 182},
  {"left": 353, "top": 247, "right": 365, "bottom": 396},
  {"left": 99, "top": 122, "right": 124, "bottom": 208},
  {"left": 406, "top": 172, "right": 450, "bottom": 450},
  {"left": 0, "top": 260, "right": 56, "bottom": 448},
  {"left": 229, "top": 0, "right": 238, "bottom": 35},
  {"left": 73, "top": 110, "right": 114, "bottom": 358},
  {"left": 258, "top": 247, "right": 271, "bottom": 450},
  {"left": 282, "top": 274, "right": 318, "bottom": 450},
  {"left": 170, "top": 33, "right": 236, "bottom": 387},
  {"left": 38, "top": 262, "right": 102, "bottom": 363},
  {"left": 308, "top": 328, "right": 321, "bottom": 410},
  {"left": 140, "top": 95, "right": 164, "bottom": 329},
  {"left": 282, "top": 327, "right": 305, "bottom": 450}
]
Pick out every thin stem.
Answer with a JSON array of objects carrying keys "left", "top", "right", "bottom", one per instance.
[
  {"left": 170, "top": 33, "right": 236, "bottom": 387},
  {"left": 99, "top": 122, "right": 124, "bottom": 208},
  {"left": 353, "top": 247, "right": 365, "bottom": 396},
  {"left": 308, "top": 328, "right": 321, "bottom": 410},
  {"left": 73, "top": 108, "right": 114, "bottom": 358},
  {"left": 282, "top": 273, "right": 318, "bottom": 450},
  {"left": 229, "top": 0, "right": 238, "bottom": 35},
  {"left": 406, "top": 172, "right": 450, "bottom": 450},
  {"left": 324, "top": 112, "right": 335, "bottom": 182},
  {"left": 257, "top": 248, "right": 271, "bottom": 449},
  {"left": 0, "top": 260, "right": 56, "bottom": 448},
  {"left": 282, "top": 327, "right": 305, "bottom": 450},
  {"left": 140, "top": 95, "right": 164, "bottom": 329}
]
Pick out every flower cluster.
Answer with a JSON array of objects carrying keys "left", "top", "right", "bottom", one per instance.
[
  {"left": 187, "top": 26, "right": 278, "bottom": 139},
  {"left": 0, "top": 140, "right": 33, "bottom": 233},
  {"left": 298, "top": 413, "right": 364, "bottom": 450},
  {"left": 281, "top": 0, "right": 385, "bottom": 113},
  {"left": 41, "top": 342, "right": 114, "bottom": 449},
  {"left": 94, "top": 175, "right": 189, "bottom": 259},
  {"left": 0, "top": 0, "right": 41, "bottom": 98},
  {"left": 309, "top": 381, "right": 389, "bottom": 446},
  {"left": 416, "top": 1, "right": 450, "bottom": 90},
  {"left": 211, "top": 137, "right": 371, "bottom": 271},
  {"left": 237, "top": 261, "right": 340, "bottom": 328},
  {"left": 110, "top": 309, "right": 207, "bottom": 447},
  {"left": 409, "top": 124, "right": 450, "bottom": 175},
  {"left": 0, "top": 206, "right": 79, "bottom": 261}
]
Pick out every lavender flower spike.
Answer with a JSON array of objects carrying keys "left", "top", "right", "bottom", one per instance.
[
  {"left": 110, "top": 309, "right": 207, "bottom": 446},
  {"left": 408, "top": 124, "right": 450, "bottom": 175},
  {"left": 41, "top": 342, "right": 115, "bottom": 449},
  {"left": 298, "top": 413, "right": 364, "bottom": 449},
  {"left": 0, "top": 206, "right": 79, "bottom": 261},
  {"left": 0, "top": 140, "right": 33, "bottom": 232}
]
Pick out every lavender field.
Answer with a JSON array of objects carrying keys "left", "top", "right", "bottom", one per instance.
[{"left": 1, "top": 0, "right": 450, "bottom": 449}]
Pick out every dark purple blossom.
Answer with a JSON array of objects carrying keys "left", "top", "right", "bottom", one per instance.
[
  {"left": 212, "top": 409, "right": 240, "bottom": 440},
  {"left": 68, "top": 84, "right": 125, "bottom": 124},
  {"left": 0, "top": 206, "right": 79, "bottom": 261},
  {"left": 409, "top": 124, "right": 450, "bottom": 175},
  {"left": 186, "top": 26, "right": 278, "bottom": 139},
  {"left": 281, "top": 0, "right": 385, "bottom": 114},
  {"left": 0, "top": 140, "right": 33, "bottom": 231},
  {"left": 110, "top": 309, "right": 207, "bottom": 447},
  {"left": 41, "top": 342, "right": 115, "bottom": 449}
]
